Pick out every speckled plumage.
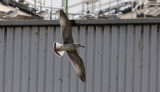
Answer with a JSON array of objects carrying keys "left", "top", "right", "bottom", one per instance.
[{"left": 53, "top": 9, "right": 86, "bottom": 82}]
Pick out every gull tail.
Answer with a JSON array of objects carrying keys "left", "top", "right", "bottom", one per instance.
[
  {"left": 53, "top": 42, "right": 65, "bottom": 57},
  {"left": 1, "top": 14, "right": 6, "bottom": 18},
  {"left": 2, "top": 16, "right": 6, "bottom": 18}
]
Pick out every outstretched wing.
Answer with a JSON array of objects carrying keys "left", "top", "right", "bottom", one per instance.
[
  {"left": 59, "top": 9, "right": 73, "bottom": 44},
  {"left": 67, "top": 50, "right": 86, "bottom": 82}
]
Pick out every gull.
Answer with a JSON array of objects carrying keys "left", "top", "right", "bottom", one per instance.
[
  {"left": 79, "top": 13, "right": 98, "bottom": 20},
  {"left": 53, "top": 9, "right": 86, "bottom": 82},
  {"left": 2, "top": 7, "right": 19, "bottom": 18},
  {"left": 37, "top": 9, "right": 49, "bottom": 17},
  {"left": 107, "top": 12, "right": 123, "bottom": 19}
]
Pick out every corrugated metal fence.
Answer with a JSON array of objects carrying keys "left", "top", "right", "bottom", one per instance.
[{"left": 0, "top": 20, "right": 160, "bottom": 92}]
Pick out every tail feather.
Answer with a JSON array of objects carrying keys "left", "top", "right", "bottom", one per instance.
[
  {"left": 1, "top": 14, "right": 6, "bottom": 18},
  {"left": 53, "top": 42, "right": 65, "bottom": 57}
]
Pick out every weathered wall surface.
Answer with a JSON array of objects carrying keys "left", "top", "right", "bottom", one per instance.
[{"left": 0, "top": 20, "right": 160, "bottom": 92}]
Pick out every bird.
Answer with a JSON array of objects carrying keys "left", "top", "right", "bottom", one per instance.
[
  {"left": 107, "top": 12, "right": 123, "bottom": 19},
  {"left": 53, "top": 9, "right": 86, "bottom": 82},
  {"left": 79, "top": 13, "right": 98, "bottom": 20},
  {"left": 2, "top": 7, "right": 19, "bottom": 18},
  {"left": 37, "top": 9, "right": 49, "bottom": 17}
]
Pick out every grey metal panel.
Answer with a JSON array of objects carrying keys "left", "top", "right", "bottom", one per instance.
[
  {"left": 45, "top": 26, "right": 55, "bottom": 92},
  {"left": 134, "top": 25, "right": 141, "bottom": 92},
  {"left": 150, "top": 25, "right": 158, "bottom": 92},
  {"left": 118, "top": 25, "right": 126, "bottom": 92},
  {"left": 110, "top": 25, "right": 118, "bottom": 92},
  {"left": 0, "top": 27, "right": 4, "bottom": 92},
  {"left": 158, "top": 25, "right": 160, "bottom": 92},
  {"left": 30, "top": 26, "right": 38, "bottom": 92},
  {"left": 94, "top": 26, "right": 102, "bottom": 92},
  {"left": 142, "top": 25, "right": 150, "bottom": 92},
  {"left": 5, "top": 27, "right": 14, "bottom": 92},
  {"left": 13, "top": 27, "right": 22, "bottom": 92},
  {"left": 86, "top": 26, "right": 94, "bottom": 92},
  {"left": 38, "top": 27, "right": 46, "bottom": 92},
  {"left": 102, "top": 26, "right": 110, "bottom": 92},
  {"left": 0, "top": 22, "right": 160, "bottom": 92},
  {"left": 126, "top": 25, "right": 134, "bottom": 92},
  {"left": 21, "top": 27, "right": 30, "bottom": 92}
]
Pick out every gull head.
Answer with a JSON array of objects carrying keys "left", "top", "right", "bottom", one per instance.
[
  {"left": 118, "top": 12, "right": 123, "bottom": 15},
  {"left": 117, "top": 12, "right": 123, "bottom": 18},
  {"left": 15, "top": 7, "right": 19, "bottom": 13},
  {"left": 45, "top": 9, "right": 49, "bottom": 12},
  {"left": 75, "top": 43, "right": 85, "bottom": 48},
  {"left": 15, "top": 7, "right": 19, "bottom": 10}
]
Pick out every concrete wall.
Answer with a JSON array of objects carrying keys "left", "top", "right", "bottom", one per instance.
[{"left": 0, "top": 19, "right": 160, "bottom": 92}]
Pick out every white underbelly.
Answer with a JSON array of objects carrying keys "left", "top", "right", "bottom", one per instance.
[{"left": 56, "top": 44, "right": 76, "bottom": 51}]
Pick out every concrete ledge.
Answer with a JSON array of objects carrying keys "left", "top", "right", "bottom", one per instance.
[{"left": 0, "top": 19, "right": 160, "bottom": 26}]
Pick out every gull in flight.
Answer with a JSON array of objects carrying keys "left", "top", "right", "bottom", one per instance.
[
  {"left": 2, "top": 7, "right": 19, "bottom": 18},
  {"left": 53, "top": 9, "right": 86, "bottom": 82},
  {"left": 37, "top": 9, "right": 49, "bottom": 17}
]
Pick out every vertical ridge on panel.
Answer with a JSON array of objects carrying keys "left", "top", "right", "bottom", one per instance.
[
  {"left": 126, "top": 25, "right": 134, "bottom": 92},
  {"left": 134, "top": 25, "right": 141, "bottom": 92},
  {"left": 0, "top": 28, "right": 4, "bottom": 92},
  {"left": 102, "top": 26, "right": 110, "bottom": 92},
  {"left": 5, "top": 27, "right": 14, "bottom": 92},
  {"left": 22, "top": 27, "right": 30, "bottom": 92},
  {"left": 78, "top": 26, "right": 86, "bottom": 92},
  {"left": 54, "top": 27, "right": 62, "bottom": 92},
  {"left": 13, "top": 27, "right": 22, "bottom": 92},
  {"left": 94, "top": 26, "right": 102, "bottom": 92},
  {"left": 30, "top": 27, "right": 38, "bottom": 92},
  {"left": 86, "top": 26, "right": 94, "bottom": 92},
  {"left": 45, "top": 26, "right": 55, "bottom": 92},
  {"left": 110, "top": 26, "right": 118, "bottom": 92},
  {"left": 70, "top": 26, "right": 78, "bottom": 92},
  {"left": 150, "top": 25, "right": 158, "bottom": 92},
  {"left": 118, "top": 25, "right": 126, "bottom": 92},
  {"left": 158, "top": 25, "right": 160, "bottom": 92},
  {"left": 38, "top": 27, "right": 46, "bottom": 92},
  {"left": 142, "top": 25, "right": 149, "bottom": 92},
  {"left": 84, "top": 26, "right": 88, "bottom": 92}
]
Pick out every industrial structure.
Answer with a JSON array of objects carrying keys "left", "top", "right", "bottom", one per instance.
[
  {"left": 68, "top": 0, "right": 160, "bottom": 19},
  {"left": 0, "top": 0, "right": 160, "bottom": 19},
  {"left": 0, "top": 0, "right": 47, "bottom": 20}
]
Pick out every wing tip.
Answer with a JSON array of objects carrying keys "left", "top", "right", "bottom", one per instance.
[
  {"left": 78, "top": 68, "right": 86, "bottom": 82},
  {"left": 80, "top": 74, "right": 86, "bottom": 82}
]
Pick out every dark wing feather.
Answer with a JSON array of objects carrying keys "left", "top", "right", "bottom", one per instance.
[
  {"left": 59, "top": 9, "right": 73, "bottom": 44},
  {"left": 67, "top": 50, "right": 86, "bottom": 82},
  {"left": 4, "top": 10, "right": 14, "bottom": 16},
  {"left": 37, "top": 11, "right": 45, "bottom": 15}
]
